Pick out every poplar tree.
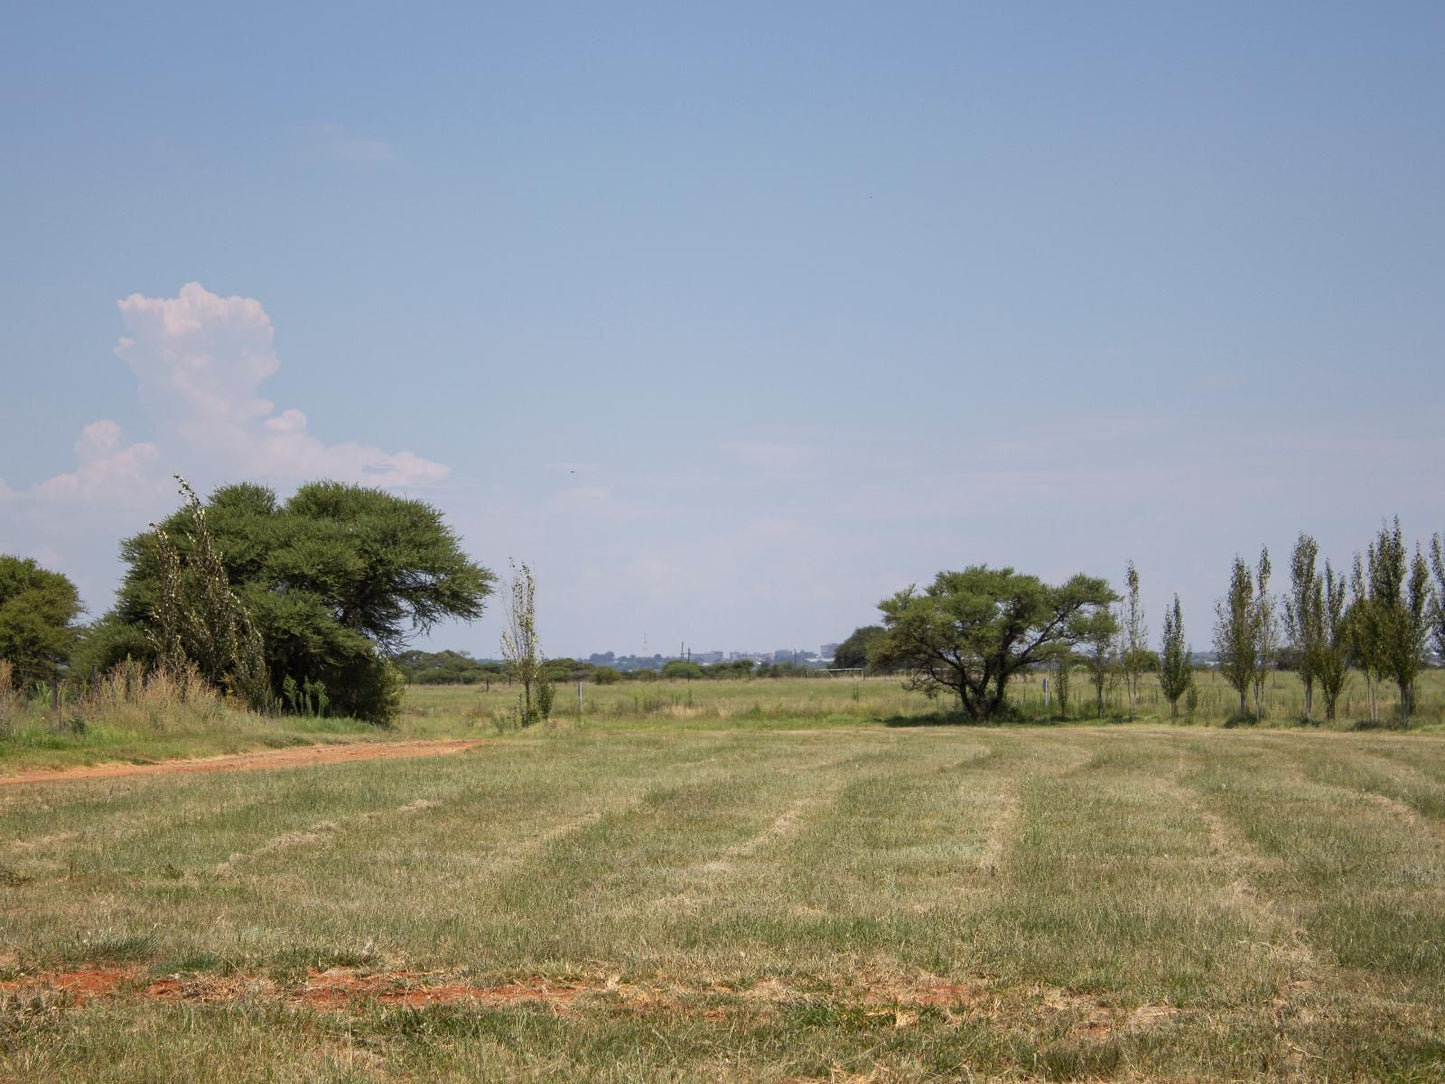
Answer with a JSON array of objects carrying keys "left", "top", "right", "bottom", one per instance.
[
  {"left": 1082, "top": 608, "right": 1121, "bottom": 718},
  {"left": 1157, "top": 594, "right": 1192, "bottom": 720},
  {"left": 1431, "top": 533, "right": 1445, "bottom": 663},
  {"left": 1283, "top": 534, "right": 1322, "bottom": 722},
  {"left": 1052, "top": 649, "right": 1073, "bottom": 718},
  {"left": 1214, "top": 556, "right": 1255, "bottom": 718},
  {"left": 1316, "top": 559, "right": 1351, "bottom": 721},
  {"left": 1349, "top": 551, "right": 1385, "bottom": 724},
  {"left": 1120, "top": 560, "right": 1148, "bottom": 719},
  {"left": 1366, "top": 519, "right": 1430, "bottom": 726},
  {"left": 500, "top": 560, "right": 548, "bottom": 726},
  {"left": 1251, "top": 547, "right": 1276, "bottom": 719}
]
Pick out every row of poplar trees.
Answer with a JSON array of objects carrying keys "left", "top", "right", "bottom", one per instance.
[{"left": 1212, "top": 519, "right": 1445, "bottom": 726}]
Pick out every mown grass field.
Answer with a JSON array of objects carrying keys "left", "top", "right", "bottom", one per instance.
[{"left": 3, "top": 680, "right": 1444, "bottom": 1081}]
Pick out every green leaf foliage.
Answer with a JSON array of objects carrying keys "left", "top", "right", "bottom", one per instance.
[
  {"left": 832, "top": 625, "right": 884, "bottom": 670},
  {"left": 1157, "top": 594, "right": 1193, "bottom": 719},
  {"left": 1213, "top": 555, "right": 1256, "bottom": 718},
  {"left": 661, "top": 660, "right": 704, "bottom": 680},
  {"left": 871, "top": 565, "right": 1116, "bottom": 721},
  {"left": 100, "top": 481, "right": 493, "bottom": 724},
  {"left": 0, "top": 555, "right": 82, "bottom": 690}
]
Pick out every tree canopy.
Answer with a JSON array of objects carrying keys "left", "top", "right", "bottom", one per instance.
[
  {"left": 0, "top": 555, "right": 82, "bottom": 690},
  {"left": 871, "top": 565, "right": 1116, "bottom": 720},
  {"left": 832, "top": 625, "right": 884, "bottom": 670},
  {"left": 94, "top": 480, "right": 493, "bottom": 723}
]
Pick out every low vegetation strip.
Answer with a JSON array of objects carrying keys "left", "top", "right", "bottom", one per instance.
[{"left": 0, "top": 738, "right": 487, "bottom": 786}]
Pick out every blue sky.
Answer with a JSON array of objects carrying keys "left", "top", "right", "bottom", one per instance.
[{"left": 3, "top": 3, "right": 1442, "bottom": 658}]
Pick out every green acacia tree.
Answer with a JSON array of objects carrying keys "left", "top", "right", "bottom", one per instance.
[
  {"left": 96, "top": 480, "right": 492, "bottom": 724},
  {"left": 1214, "top": 555, "right": 1256, "bottom": 719},
  {"left": 0, "top": 555, "right": 82, "bottom": 692},
  {"left": 1157, "top": 594, "right": 1193, "bottom": 720},
  {"left": 871, "top": 565, "right": 1116, "bottom": 721}
]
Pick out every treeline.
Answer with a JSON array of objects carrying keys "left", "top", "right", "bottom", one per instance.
[
  {"left": 1211, "top": 520, "right": 1441, "bottom": 726},
  {"left": 836, "top": 518, "right": 1445, "bottom": 727},
  {"left": 395, "top": 650, "right": 821, "bottom": 686},
  {"left": 4, "top": 487, "right": 1443, "bottom": 731}
]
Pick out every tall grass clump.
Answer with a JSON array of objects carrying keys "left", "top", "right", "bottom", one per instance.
[{"left": 0, "top": 659, "right": 20, "bottom": 737}]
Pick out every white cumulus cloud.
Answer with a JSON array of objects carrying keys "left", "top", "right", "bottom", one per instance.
[
  {"left": 1, "top": 283, "right": 451, "bottom": 613},
  {"left": 108, "top": 281, "right": 447, "bottom": 487}
]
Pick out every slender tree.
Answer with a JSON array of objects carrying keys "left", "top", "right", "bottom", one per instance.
[
  {"left": 1283, "top": 534, "right": 1322, "bottom": 722},
  {"left": 1120, "top": 560, "right": 1148, "bottom": 719},
  {"left": 1052, "top": 648, "right": 1073, "bottom": 719},
  {"left": 1251, "top": 547, "right": 1276, "bottom": 719},
  {"left": 1315, "top": 559, "right": 1351, "bottom": 722},
  {"left": 1366, "top": 519, "right": 1430, "bottom": 726},
  {"left": 1157, "top": 595, "right": 1193, "bottom": 720},
  {"left": 148, "top": 477, "right": 269, "bottom": 710},
  {"left": 1431, "top": 533, "right": 1445, "bottom": 663},
  {"left": 1082, "top": 607, "right": 1121, "bottom": 718},
  {"left": 1214, "top": 556, "right": 1255, "bottom": 718},
  {"left": 1349, "top": 551, "right": 1384, "bottom": 724},
  {"left": 500, "top": 560, "right": 545, "bottom": 726}
]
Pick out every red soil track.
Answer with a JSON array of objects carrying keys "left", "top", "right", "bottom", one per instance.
[{"left": 0, "top": 739, "right": 487, "bottom": 787}]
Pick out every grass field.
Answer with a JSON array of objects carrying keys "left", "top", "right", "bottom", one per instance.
[
  {"left": 3, "top": 680, "right": 1445, "bottom": 1081},
  {"left": 4, "top": 668, "right": 1443, "bottom": 780}
]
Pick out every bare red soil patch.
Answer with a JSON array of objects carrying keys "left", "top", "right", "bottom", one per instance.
[
  {"left": 3, "top": 967, "right": 593, "bottom": 1011},
  {"left": 3, "top": 966, "right": 1173, "bottom": 1038},
  {"left": 301, "top": 969, "right": 587, "bottom": 1009},
  {"left": 0, "top": 967, "right": 131, "bottom": 1005},
  {"left": 0, "top": 739, "right": 487, "bottom": 787}
]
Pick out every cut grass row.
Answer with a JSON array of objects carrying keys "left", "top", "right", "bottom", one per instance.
[{"left": 3, "top": 723, "right": 1443, "bottom": 1080}]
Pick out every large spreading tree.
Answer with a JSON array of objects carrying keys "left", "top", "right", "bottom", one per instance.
[
  {"left": 870, "top": 565, "right": 1116, "bottom": 721},
  {"left": 91, "top": 480, "right": 493, "bottom": 723},
  {"left": 0, "top": 555, "right": 82, "bottom": 691}
]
